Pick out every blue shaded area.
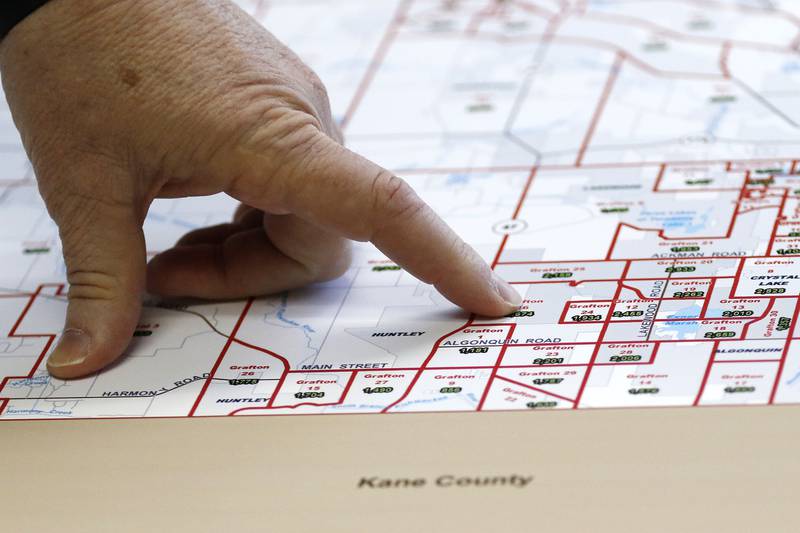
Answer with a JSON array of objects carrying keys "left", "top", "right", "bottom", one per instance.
[
  {"left": 444, "top": 172, "right": 501, "bottom": 187},
  {"left": 5, "top": 407, "right": 73, "bottom": 417},
  {"left": 782, "top": 60, "right": 800, "bottom": 73},
  {"left": 330, "top": 404, "right": 386, "bottom": 411},
  {"left": 7, "top": 375, "right": 49, "bottom": 388},
  {"left": 446, "top": 173, "right": 471, "bottom": 186},
  {"left": 660, "top": 305, "right": 702, "bottom": 339},
  {"left": 638, "top": 209, "right": 711, "bottom": 235},
  {"left": 586, "top": 0, "right": 616, "bottom": 9},
  {"left": 397, "top": 396, "right": 451, "bottom": 408},
  {"left": 660, "top": 321, "right": 701, "bottom": 338},
  {"left": 667, "top": 304, "right": 702, "bottom": 320},
  {"left": 702, "top": 307, "right": 727, "bottom": 319},
  {"left": 397, "top": 393, "right": 478, "bottom": 410},
  {"left": 664, "top": 209, "right": 711, "bottom": 234},
  {"left": 705, "top": 103, "right": 728, "bottom": 136}
]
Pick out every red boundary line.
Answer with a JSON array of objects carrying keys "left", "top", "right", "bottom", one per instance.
[
  {"left": 339, "top": 0, "right": 412, "bottom": 129},
  {"left": 494, "top": 374, "right": 576, "bottom": 403},
  {"left": 0, "top": 284, "right": 65, "bottom": 415},
  {"left": 187, "top": 299, "right": 254, "bottom": 417},
  {"left": 769, "top": 297, "right": 800, "bottom": 404},
  {"left": 575, "top": 52, "right": 624, "bottom": 167}
]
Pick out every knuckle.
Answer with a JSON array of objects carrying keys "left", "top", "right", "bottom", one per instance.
[
  {"left": 228, "top": 117, "right": 330, "bottom": 205},
  {"left": 372, "top": 173, "right": 426, "bottom": 231},
  {"left": 235, "top": 105, "right": 321, "bottom": 153},
  {"left": 278, "top": 125, "right": 331, "bottom": 178},
  {"left": 307, "top": 73, "right": 334, "bottom": 125},
  {"left": 37, "top": 163, "right": 138, "bottom": 228},
  {"left": 311, "top": 242, "right": 353, "bottom": 282},
  {"left": 284, "top": 234, "right": 352, "bottom": 285},
  {"left": 66, "top": 270, "right": 120, "bottom": 302},
  {"left": 306, "top": 69, "right": 330, "bottom": 105},
  {"left": 281, "top": 131, "right": 335, "bottom": 201}
]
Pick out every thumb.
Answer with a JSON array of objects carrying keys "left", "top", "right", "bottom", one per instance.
[{"left": 42, "top": 164, "right": 147, "bottom": 379}]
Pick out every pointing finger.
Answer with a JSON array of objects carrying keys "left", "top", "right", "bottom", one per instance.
[{"left": 232, "top": 131, "right": 521, "bottom": 316}]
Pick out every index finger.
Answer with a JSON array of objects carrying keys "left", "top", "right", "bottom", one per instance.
[{"left": 234, "top": 133, "right": 522, "bottom": 317}]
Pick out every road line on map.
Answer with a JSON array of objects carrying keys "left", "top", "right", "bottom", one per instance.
[
  {"left": 769, "top": 297, "right": 800, "bottom": 404},
  {"left": 572, "top": 261, "right": 632, "bottom": 408},
  {"left": 476, "top": 324, "right": 517, "bottom": 411},
  {"left": 0, "top": 285, "right": 60, "bottom": 414},
  {"left": 494, "top": 375, "right": 575, "bottom": 404},
  {"left": 339, "top": 0, "right": 412, "bottom": 129},
  {"left": 187, "top": 298, "right": 254, "bottom": 417},
  {"left": 380, "top": 321, "right": 477, "bottom": 413},
  {"left": 693, "top": 341, "right": 718, "bottom": 406},
  {"left": 575, "top": 52, "right": 624, "bottom": 167}
]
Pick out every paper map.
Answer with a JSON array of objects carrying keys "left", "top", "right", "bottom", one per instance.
[{"left": 3, "top": 0, "right": 800, "bottom": 419}]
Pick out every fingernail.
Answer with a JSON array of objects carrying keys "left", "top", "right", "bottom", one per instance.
[
  {"left": 493, "top": 272, "right": 522, "bottom": 308},
  {"left": 47, "top": 329, "right": 90, "bottom": 368}
]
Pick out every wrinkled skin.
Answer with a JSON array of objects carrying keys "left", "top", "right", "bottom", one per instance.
[{"left": 0, "top": 0, "right": 521, "bottom": 379}]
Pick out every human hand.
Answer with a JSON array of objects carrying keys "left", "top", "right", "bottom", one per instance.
[{"left": 0, "top": 0, "right": 521, "bottom": 379}]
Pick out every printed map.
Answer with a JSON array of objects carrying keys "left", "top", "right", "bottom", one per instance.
[{"left": 3, "top": 0, "right": 800, "bottom": 419}]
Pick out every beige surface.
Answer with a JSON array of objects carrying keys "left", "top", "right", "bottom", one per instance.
[{"left": 1, "top": 406, "right": 797, "bottom": 533}]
